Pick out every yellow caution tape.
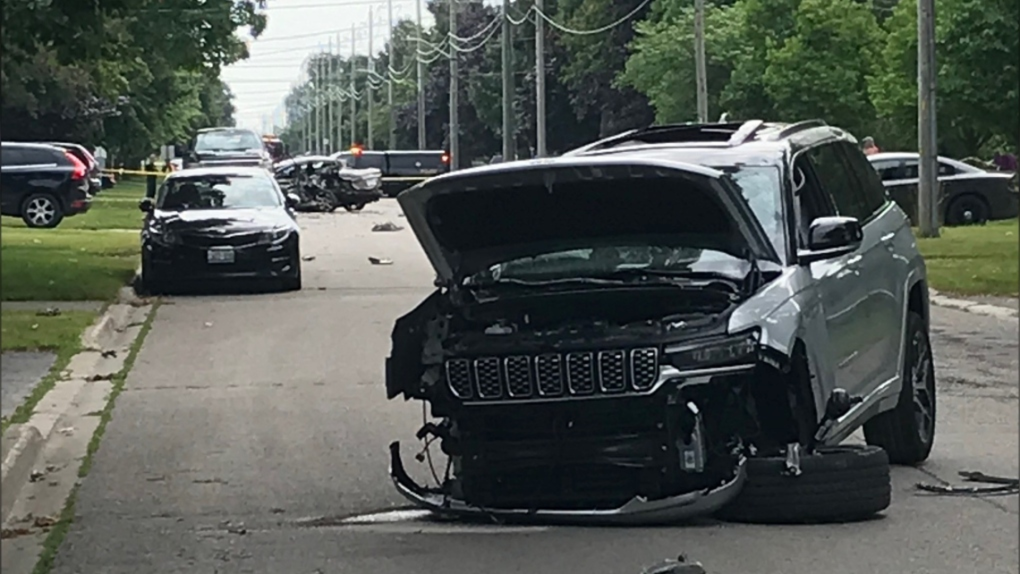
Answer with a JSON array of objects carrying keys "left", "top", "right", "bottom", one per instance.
[{"left": 102, "top": 168, "right": 168, "bottom": 177}]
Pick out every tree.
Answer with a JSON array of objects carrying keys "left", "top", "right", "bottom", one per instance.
[
  {"left": 619, "top": 0, "right": 744, "bottom": 123},
  {"left": 870, "top": 0, "right": 1019, "bottom": 156}
]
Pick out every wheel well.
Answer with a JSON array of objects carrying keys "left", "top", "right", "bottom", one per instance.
[
  {"left": 945, "top": 192, "right": 989, "bottom": 215},
  {"left": 750, "top": 340, "right": 817, "bottom": 451},
  {"left": 908, "top": 281, "right": 927, "bottom": 326}
]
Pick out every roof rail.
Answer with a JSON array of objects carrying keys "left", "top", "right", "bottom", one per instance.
[
  {"left": 768, "top": 119, "right": 828, "bottom": 141},
  {"left": 726, "top": 120, "right": 766, "bottom": 146}
]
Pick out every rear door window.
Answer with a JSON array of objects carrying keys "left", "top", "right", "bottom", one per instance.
[
  {"left": 869, "top": 159, "right": 900, "bottom": 181},
  {"left": 937, "top": 161, "right": 956, "bottom": 176},
  {"left": 23, "top": 147, "right": 62, "bottom": 165},
  {"left": 389, "top": 154, "right": 444, "bottom": 175},
  {"left": 806, "top": 143, "right": 871, "bottom": 220},
  {"left": 1, "top": 147, "right": 25, "bottom": 166},
  {"left": 838, "top": 143, "right": 889, "bottom": 218}
]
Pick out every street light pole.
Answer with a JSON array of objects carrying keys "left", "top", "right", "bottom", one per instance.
[{"left": 350, "top": 23, "right": 357, "bottom": 146}]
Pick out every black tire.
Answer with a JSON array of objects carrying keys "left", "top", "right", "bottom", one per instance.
[
  {"left": 343, "top": 202, "right": 366, "bottom": 212},
  {"left": 864, "top": 311, "right": 936, "bottom": 465},
  {"left": 944, "top": 194, "right": 989, "bottom": 226},
  {"left": 717, "top": 445, "right": 891, "bottom": 524},
  {"left": 281, "top": 252, "right": 302, "bottom": 291},
  {"left": 138, "top": 252, "right": 164, "bottom": 295},
  {"left": 21, "top": 193, "right": 64, "bottom": 228}
]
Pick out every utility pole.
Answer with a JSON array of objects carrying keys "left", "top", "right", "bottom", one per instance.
[
  {"left": 315, "top": 54, "right": 323, "bottom": 154},
  {"left": 336, "top": 32, "right": 344, "bottom": 151},
  {"left": 326, "top": 38, "right": 334, "bottom": 154},
  {"left": 694, "top": 0, "right": 708, "bottom": 123},
  {"left": 350, "top": 23, "right": 357, "bottom": 146},
  {"left": 387, "top": 0, "right": 396, "bottom": 149},
  {"left": 535, "top": 0, "right": 547, "bottom": 156},
  {"left": 367, "top": 7, "right": 375, "bottom": 150},
  {"left": 416, "top": 0, "right": 426, "bottom": 149},
  {"left": 449, "top": 0, "right": 459, "bottom": 170},
  {"left": 917, "top": 0, "right": 939, "bottom": 236},
  {"left": 500, "top": 0, "right": 514, "bottom": 160}
]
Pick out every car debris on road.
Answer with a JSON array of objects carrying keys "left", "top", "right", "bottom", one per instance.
[{"left": 916, "top": 471, "right": 1020, "bottom": 496}]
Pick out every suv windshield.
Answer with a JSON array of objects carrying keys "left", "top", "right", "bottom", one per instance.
[
  {"left": 156, "top": 174, "right": 281, "bottom": 210},
  {"left": 194, "top": 130, "right": 263, "bottom": 153},
  {"left": 720, "top": 166, "right": 784, "bottom": 254}
]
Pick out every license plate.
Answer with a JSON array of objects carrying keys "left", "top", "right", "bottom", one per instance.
[{"left": 206, "top": 247, "right": 235, "bottom": 264}]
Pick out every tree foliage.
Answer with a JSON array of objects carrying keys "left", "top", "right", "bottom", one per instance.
[
  {"left": 278, "top": 0, "right": 1016, "bottom": 162},
  {"left": 1, "top": 0, "right": 266, "bottom": 164}
]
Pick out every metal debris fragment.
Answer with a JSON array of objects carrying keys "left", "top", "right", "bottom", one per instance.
[
  {"left": 29, "top": 469, "right": 45, "bottom": 482},
  {"left": 36, "top": 308, "right": 61, "bottom": 317},
  {"left": 301, "top": 255, "right": 316, "bottom": 261},
  {"left": 916, "top": 470, "right": 1019, "bottom": 496},
  {"left": 371, "top": 222, "right": 404, "bottom": 232},
  {"left": 101, "top": 349, "right": 118, "bottom": 358},
  {"left": 368, "top": 257, "right": 394, "bottom": 265},
  {"left": 640, "top": 555, "right": 707, "bottom": 574}
]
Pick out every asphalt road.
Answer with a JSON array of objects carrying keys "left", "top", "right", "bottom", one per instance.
[{"left": 51, "top": 200, "right": 1018, "bottom": 574}]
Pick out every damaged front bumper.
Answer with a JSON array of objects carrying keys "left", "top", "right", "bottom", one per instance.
[{"left": 388, "top": 442, "right": 747, "bottom": 525}]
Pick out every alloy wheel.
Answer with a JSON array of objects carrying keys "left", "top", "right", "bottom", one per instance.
[
  {"left": 25, "top": 196, "right": 57, "bottom": 227},
  {"left": 910, "top": 330, "right": 935, "bottom": 445}
]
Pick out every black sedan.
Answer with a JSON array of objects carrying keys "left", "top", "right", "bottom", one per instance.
[
  {"left": 138, "top": 167, "right": 303, "bottom": 293},
  {"left": 868, "top": 152, "right": 1019, "bottom": 225}
]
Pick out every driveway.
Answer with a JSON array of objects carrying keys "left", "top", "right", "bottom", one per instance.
[{"left": 49, "top": 200, "right": 1018, "bottom": 574}]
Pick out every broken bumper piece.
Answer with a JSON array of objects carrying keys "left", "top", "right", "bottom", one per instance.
[{"left": 388, "top": 442, "right": 747, "bottom": 525}]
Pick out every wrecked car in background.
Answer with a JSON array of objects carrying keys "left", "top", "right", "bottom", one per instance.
[
  {"left": 385, "top": 120, "right": 937, "bottom": 524},
  {"left": 273, "top": 155, "right": 382, "bottom": 212}
]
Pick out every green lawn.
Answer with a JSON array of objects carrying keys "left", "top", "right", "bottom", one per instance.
[
  {"left": 1, "top": 179, "right": 147, "bottom": 231},
  {"left": 0, "top": 309, "right": 98, "bottom": 433},
  {"left": 0, "top": 228, "right": 139, "bottom": 301},
  {"left": 916, "top": 220, "right": 1019, "bottom": 297}
]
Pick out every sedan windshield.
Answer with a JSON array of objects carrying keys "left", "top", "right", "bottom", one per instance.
[
  {"left": 194, "top": 130, "right": 263, "bottom": 153},
  {"left": 156, "top": 174, "right": 282, "bottom": 210}
]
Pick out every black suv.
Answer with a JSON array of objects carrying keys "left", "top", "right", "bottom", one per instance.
[
  {"left": 333, "top": 149, "right": 450, "bottom": 197},
  {"left": 182, "top": 127, "right": 273, "bottom": 170},
  {"left": 1, "top": 142, "right": 93, "bottom": 228}
]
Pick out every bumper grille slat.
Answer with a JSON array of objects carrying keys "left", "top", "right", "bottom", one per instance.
[
  {"left": 631, "top": 348, "right": 659, "bottom": 390},
  {"left": 535, "top": 354, "right": 564, "bottom": 396},
  {"left": 504, "top": 356, "right": 533, "bottom": 398},
  {"left": 446, "top": 349, "right": 660, "bottom": 403},
  {"left": 445, "top": 359, "right": 473, "bottom": 399},
  {"left": 474, "top": 357, "right": 503, "bottom": 399}
]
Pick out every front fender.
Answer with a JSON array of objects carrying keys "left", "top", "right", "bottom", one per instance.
[
  {"left": 385, "top": 290, "right": 444, "bottom": 400},
  {"left": 726, "top": 269, "right": 835, "bottom": 421}
]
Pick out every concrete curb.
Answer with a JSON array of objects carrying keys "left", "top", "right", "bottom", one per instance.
[
  {"left": 929, "top": 289, "right": 1018, "bottom": 319},
  {"left": 80, "top": 287, "right": 150, "bottom": 351},
  {"left": 1, "top": 424, "right": 44, "bottom": 525}
]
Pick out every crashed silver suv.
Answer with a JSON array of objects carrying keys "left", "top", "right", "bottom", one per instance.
[{"left": 385, "top": 120, "right": 936, "bottom": 524}]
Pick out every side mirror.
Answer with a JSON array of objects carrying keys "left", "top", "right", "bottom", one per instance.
[
  {"left": 797, "top": 216, "right": 862, "bottom": 264},
  {"left": 139, "top": 198, "right": 154, "bottom": 212},
  {"left": 285, "top": 193, "right": 301, "bottom": 207}
]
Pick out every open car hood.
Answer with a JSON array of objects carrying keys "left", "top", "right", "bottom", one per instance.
[{"left": 396, "top": 156, "right": 778, "bottom": 284}]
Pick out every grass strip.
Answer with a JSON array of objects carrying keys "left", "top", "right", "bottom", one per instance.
[
  {"left": 915, "top": 220, "right": 1019, "bottom": 297},
  {"left": 30, "top": 302, "right": 159, "bottom": 574},
  {"left": 0, "top": 310, "right": 99, "bottom": 435}
]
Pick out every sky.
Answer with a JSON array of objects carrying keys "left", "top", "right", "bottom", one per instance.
[{"left": 222, "top": 0, "right": 436, "bottom": 132}]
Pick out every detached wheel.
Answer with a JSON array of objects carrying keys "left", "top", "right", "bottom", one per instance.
[
  {"left": 21, "top": 193, "right": 64, "bottom": 228},
  {"left": 344, "top": 202, "right": 366, "bottom": 212},
  {"left": 717, "top": 445, "right": 891, "bottom": 524},
  {"left": 864, "top": 311, "right": 936, "bottom": 465},
  {"left": 944, "top": 194, "right": 989, "bottom": 225}
]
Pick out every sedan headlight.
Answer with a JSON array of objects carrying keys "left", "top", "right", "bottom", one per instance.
[
  {"left": 149, "top": 228, "right": 179, "bottom": 247},
  {"left": 664, "top": 329, "right": 760, "bottom": 371},
  {"left": 258, "top": 226, "right": 292, "bottom": 245},
  {"left": 350, "top": 176, "right": 381, "bottom": 191}
]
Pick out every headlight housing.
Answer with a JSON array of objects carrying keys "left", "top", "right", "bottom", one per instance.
[
  {"left": 664, "top": 329, "right": 760, "bottom": 371},
  {"left": 149, "top": 228, "right": 179, "bottom": 247},
  {"left": 350, "top": 175, "right": 380, "bottom": 191},
  {"left": 258, "top": 226, "right": 292, "bottom": 245}
]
